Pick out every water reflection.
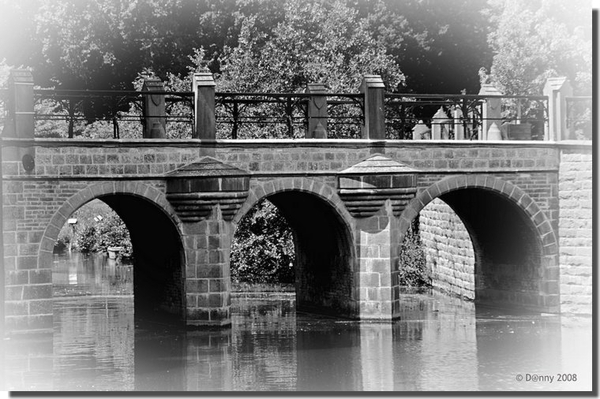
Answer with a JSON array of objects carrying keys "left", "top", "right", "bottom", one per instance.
[{"left": 1, "top": 253, "right": 593, "bottom": 392}]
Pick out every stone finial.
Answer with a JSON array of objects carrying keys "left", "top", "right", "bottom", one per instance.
[
  {"left": 412, "top": 120, "right": 431, "bottom": 140},
  {"left": 431, "top": 107, "right": 451, "bottom": 140}
]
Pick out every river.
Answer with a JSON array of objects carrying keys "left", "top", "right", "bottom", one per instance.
[{"left": 1, "top": 252, "right": 593, "bottom": 392}]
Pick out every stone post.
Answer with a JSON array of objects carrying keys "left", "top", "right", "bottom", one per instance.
[
  {"left": 543, "top": 77, "right": 573, "bottom": 141},
  {"left": 360, "top": 75, "right": 385, "bottom": 140},
  {"left": 2, "top": 69, "right": 36, "bottom": 175},
  {"left": 306, "top": 83, "right": 328, "bottom": 138},
  {"left": 478, "top": 83, "right": 503, "bottom": 141},
  {"left": 192, "top": 72, "right": 216, "bottom": 140},
  {"left": 141, "top": 78, "right": 166, "bottom": 138},
  {"left": 3, "top": 69, "right": 34, "bottom": 139}
]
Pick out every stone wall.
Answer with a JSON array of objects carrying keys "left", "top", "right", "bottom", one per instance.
[
  {"left": 419, "top": 198, "right": 475, "bottom": 300},
  {"left": 558, "top": 144, "right": 593, "bottom": 315}
]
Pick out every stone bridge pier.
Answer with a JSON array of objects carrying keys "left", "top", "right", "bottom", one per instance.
[{"left": 169, "top": 154, "right": 419, "bottom": 326}]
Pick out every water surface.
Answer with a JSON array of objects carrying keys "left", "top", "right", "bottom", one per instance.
[{"left": 1, "top": 253, "right": 593, "bottom": 392}]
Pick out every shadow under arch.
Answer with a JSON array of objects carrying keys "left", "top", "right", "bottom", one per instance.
[
  {"left": 399, "top": 175, "right": 559, "bottom": 312},
  {"left": 233, "top": 177, "right": 358, "bottom": 318},
  {"left": 39, "top": 181, "right": 187, "bottom": 323}
]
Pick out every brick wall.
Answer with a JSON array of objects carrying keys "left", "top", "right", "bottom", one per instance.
[
  {"left": 558, "top": 144, "right": 593, "bottom": 315},
  {"left": 419, "top": 198, "right": 475, "bottom": 300}
]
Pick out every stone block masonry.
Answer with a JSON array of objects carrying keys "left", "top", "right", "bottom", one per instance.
[
  {"left": 558, "top": 143, "right": 592, "bottom": 315},
  {"left": 419, "top": 198, "right": 475, "bottom": 300},
  {"left": 1, "top": 137, "right": 592, "bottom": 334}
]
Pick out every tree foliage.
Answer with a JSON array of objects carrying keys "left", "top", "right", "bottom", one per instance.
[
  {"left": 57, "top": 199, "right": 133, "bottom": 257},
  {"left": 231, "top": 199, "right": 295, "bottom": 284},
  {"left": 486, "top": 0, "right": 592, "bottom": 95}
]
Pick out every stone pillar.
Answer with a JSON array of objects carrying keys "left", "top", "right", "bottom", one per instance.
[
  {"left": 360, "top": 75, "right": 385, "bottom": 140},
  {"left": 166, "top": 157, "right": 249, "bottom": 327},
  {"left": 353, "top": 204, "right": 399, "bottom": 320},
  {"left": 337, "top": 154, "right": 418, "bottom": 320},
  {"left": 431, "top": 107, "right": 451, "bottom": 140},
  {"left": 192, "top": 73, "right": 216, "bottom": 140},
  {"left": 181, "top": 214, "right": 233, "bottom": 327},
  {"left": 141, "top": 78, "right": 166, "bottom": 138},
  {"left": 306, "top": 83, "right": 328, "bottom": 138},
  {"left": 478, "top": 83, "right": 502, "bottom": 141},
  {"left": 543, "top": 77, "right": 573, "bottom": 141}
]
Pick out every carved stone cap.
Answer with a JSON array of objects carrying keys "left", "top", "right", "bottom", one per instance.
[
  {"left": 478, "top": 83, "right": 502, "bottom": 96},
  {"left": 337, "top": 154, "right": 418, "bottom": 217},
  {"left": 193, "top": 72, "right": 216, "bottom": 87},
  {"left": 360, "top": 75, "right": 385, "bottom": 90},
  {"left": 9, "top": 69, "right": 34, "bottom": 84},
  {"left": 338, "top": 153, "right": 418, "bottom": 176},
  {"left": 166, "top": 157, "right": 249, "bottom": 222},
  {"left": 142, "top": 78, "right": 165, "bottom": 91},
  {"left": 166, "top": 156, "right": 248, "bottom": 178}
]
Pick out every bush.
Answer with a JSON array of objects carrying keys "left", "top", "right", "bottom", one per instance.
[
  {"left": 231, "top": 199, "right": 295, "bottom": 284},
  {"left": 398, "top": 218, "right": 431, "bottom": 287}
]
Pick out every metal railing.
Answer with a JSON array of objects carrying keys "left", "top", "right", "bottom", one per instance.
[
  {"left": 1, "top": 71, "right": 582, "bottom": 142},
  {"left": 386, "top": 93, "right": 548, "bottom": 140},
  {"left": 32, "top": 89, "right": 195, "bottom": 139}
]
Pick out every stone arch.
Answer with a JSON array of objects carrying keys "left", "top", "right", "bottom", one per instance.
[
  {"left": 398, "top": 174, "right": 559, "bottom": 312},
  {"left": 39, "top": 181, "right": 187, "bottom": 321},
  {"left": 233, "top": 177, "right": 353, "bottom": 228},
  {"left": 232, "top": 177, "right": 358, "bottom": 318}
]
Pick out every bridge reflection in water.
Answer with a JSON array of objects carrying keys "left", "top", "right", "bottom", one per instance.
[{"left": 1, "top": 253, "right": 592, "bottom": 392}]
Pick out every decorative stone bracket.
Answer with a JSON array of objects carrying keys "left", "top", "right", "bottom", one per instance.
[
  {"left": 337, "top": 154, "right": 418, "bottom": 218},
  {"left": 165, "top": 157, "right": 249, "bottom": 222}
]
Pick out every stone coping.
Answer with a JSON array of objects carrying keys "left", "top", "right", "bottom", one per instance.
[{"left": 0, "top": 137, "right": 592, "bottom": 149}]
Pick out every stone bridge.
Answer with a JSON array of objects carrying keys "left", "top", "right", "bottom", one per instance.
[{"left": 1, "top": 72, "right": 592, "bottom": 335}]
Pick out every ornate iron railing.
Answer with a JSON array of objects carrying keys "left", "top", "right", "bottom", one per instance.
[{"left": 2, "top": 70, "right": 576, "bottom": 141}]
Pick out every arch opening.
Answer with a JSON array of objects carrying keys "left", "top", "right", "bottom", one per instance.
[
  {"left": 51, "top": 193, "right": 185, "bottom": 324},
  {"left": 406, "top": 186, "right": 548, "bottom": 311},
  {"left": 232, "top": 190, "right": 356, "bottom": 318}
]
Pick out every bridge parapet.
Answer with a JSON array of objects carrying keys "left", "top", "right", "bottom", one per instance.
[{"left": 2, "top": 69, "right": 589, "bottom": 142}]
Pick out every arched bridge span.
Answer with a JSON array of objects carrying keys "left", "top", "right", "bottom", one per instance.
[{"left": 1, "top": 138, "right": 590, "bottom": 334}]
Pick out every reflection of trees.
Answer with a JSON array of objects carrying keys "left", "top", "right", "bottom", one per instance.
[{"left": 231, "top": 298, "right": 297, "bottom": 390}]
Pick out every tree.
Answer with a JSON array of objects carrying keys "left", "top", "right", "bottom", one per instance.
[
  {"left": 486, "top": 0, "right": 592, "bottom": 95},
  {"left": 216, "top": 0, "right": 404, "bottom": 94}
]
